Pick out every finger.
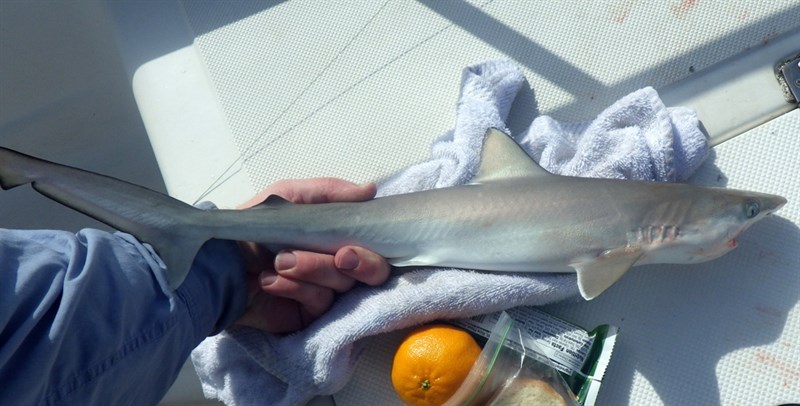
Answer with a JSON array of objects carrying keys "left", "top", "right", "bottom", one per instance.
[
  {"left": 240, "top": 178, "right": 376, "bottom": 208},
  {"left": 237, "top": 241, "right": 275, "bottom": 275},
  {"left": 335, "top": 246, "right": 391, "bottom": 286},
  {"left": 260, "top": 272, "right": 336, "bottom": 318},
  {"left": 278, "top": 178, "right": 375, "bottom": 204},
  {"left": 322, "top": 180, "right": 376, "bottom": 203},
  {"left": 273, "top": 250, "right": 356, "bottom": 293},
  {"left": 236, "top": 294, "right": 305, "bottom": 333}
]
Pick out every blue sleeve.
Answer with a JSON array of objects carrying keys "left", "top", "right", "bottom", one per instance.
[{"left": 0, "top": 228, "right": 246, "bottom": 405}]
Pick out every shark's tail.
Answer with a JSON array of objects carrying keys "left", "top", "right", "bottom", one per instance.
[{"left": 0, "top": 147, "right": 212, "bottom": 290}]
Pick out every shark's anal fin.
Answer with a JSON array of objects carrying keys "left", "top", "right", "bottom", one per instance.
[
  {"left": 154, "top": 232, "right": 209, "bottom": 291},
  {"left": 571, "top": 246, "right": 643, "bottom": 300},
  {"left": 470, "top": 128, "right": 553, "bottom": 184}
]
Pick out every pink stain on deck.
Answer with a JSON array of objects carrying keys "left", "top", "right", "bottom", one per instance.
[
  {"left": 672, "top": 0, "right": 698, "bottom": 18},
  {"left": 754, "top": 350, "right": 799, "bottom": 390},
  {"left": 611, "top": 0, "right": 636, "bottom": 24}
]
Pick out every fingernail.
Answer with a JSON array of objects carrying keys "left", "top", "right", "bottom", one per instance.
[
  {"left": 260, "top": 273, "right": 277, "bottom": 286},
  {"left": 338, "top": 249, "right": 359, "bottom": 271},
  {"left": 274, "top": 251, "right": 296, "bottom": 271}
]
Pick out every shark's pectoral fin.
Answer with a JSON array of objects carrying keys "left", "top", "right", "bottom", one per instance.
[{"left": 571, "top": 247, "right": 643, "bottom": 300}]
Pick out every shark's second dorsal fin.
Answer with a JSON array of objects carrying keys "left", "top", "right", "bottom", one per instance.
[
  {"left": 246, "top": 195, "right": 295, "bottom": 211},
  {"left": 249, "top": 194, "right": 294, "bottom": 210},
  {"left": 471, "top": 128, "right": 552, "bottom": 184},
  {"left": 264, "top": 195, "right": 293, "bottom": 206}
]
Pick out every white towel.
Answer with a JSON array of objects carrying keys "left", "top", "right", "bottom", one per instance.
[{"left": 191, "top": 60, "right": 708, "bottom": 405}]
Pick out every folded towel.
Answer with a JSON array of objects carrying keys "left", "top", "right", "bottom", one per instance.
[{"left": 191, "top": 59, "right": 708, "bottom": 405}]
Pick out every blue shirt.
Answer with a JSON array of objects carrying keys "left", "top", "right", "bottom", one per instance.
[{"left": 0, "top": 228, "right": 246, "bottom": 405}]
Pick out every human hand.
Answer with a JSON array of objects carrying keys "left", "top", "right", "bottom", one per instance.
[{"left": 234, "top": 178, "right": 391, "bottom": 334}]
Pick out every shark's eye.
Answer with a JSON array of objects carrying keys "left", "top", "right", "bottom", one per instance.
[{"left": 744, "top": 201, "right": 760, "bottom": 218}]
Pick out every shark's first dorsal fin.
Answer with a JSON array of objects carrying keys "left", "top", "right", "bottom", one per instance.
[{"left": 471, "top": 128, "right": 552, "bottom": 184}]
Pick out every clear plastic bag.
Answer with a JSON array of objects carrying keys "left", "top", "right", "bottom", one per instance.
[{"left": 444, "top": 312, "right": 579, "bottom": 406}]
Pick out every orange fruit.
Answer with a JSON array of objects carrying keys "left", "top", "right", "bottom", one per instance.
[{"left": 391, "top": 324, "right": 482, "bottom": 406}]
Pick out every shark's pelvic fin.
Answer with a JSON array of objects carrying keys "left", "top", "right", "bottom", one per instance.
[
  {"left": 572, "top": 246, "right": 643, "bottom": 300},
  {"left": 389, "top": 255, "right": 437, "bottom": 267},
  {"left": 470, "top": 128, "right": 553, "bottom": 184}
]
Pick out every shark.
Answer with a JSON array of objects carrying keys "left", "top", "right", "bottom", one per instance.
[{"left": 0, "top": 129, "right": 787, "bottom": 299}]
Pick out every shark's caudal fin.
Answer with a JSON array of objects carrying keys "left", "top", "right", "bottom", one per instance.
[
  {"left": 0, "top": 147, "right": 211, "bottom": 290},
  {"left": 0, "top": 148, "right": 32, "bottom": 189}
]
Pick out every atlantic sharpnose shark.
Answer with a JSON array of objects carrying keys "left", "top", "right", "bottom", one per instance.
[{"left": 0, "top": 129, "right": 787, "bottom": 299}]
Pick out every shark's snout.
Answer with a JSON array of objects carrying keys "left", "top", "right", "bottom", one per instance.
[
  {"left": 764, "top": 195, "right": 788, "bottom": 214},
  {"left": 745, "top": 192, "right": 787, "bottom": 219}
]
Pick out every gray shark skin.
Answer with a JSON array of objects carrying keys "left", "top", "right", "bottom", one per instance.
[{"left": 0, "top": 129, "right": 786, "bottom": 299}]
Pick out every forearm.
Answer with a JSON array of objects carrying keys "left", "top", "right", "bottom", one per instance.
[{"left": 0, "top": 228, "right": 245, "bottom": 405}]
